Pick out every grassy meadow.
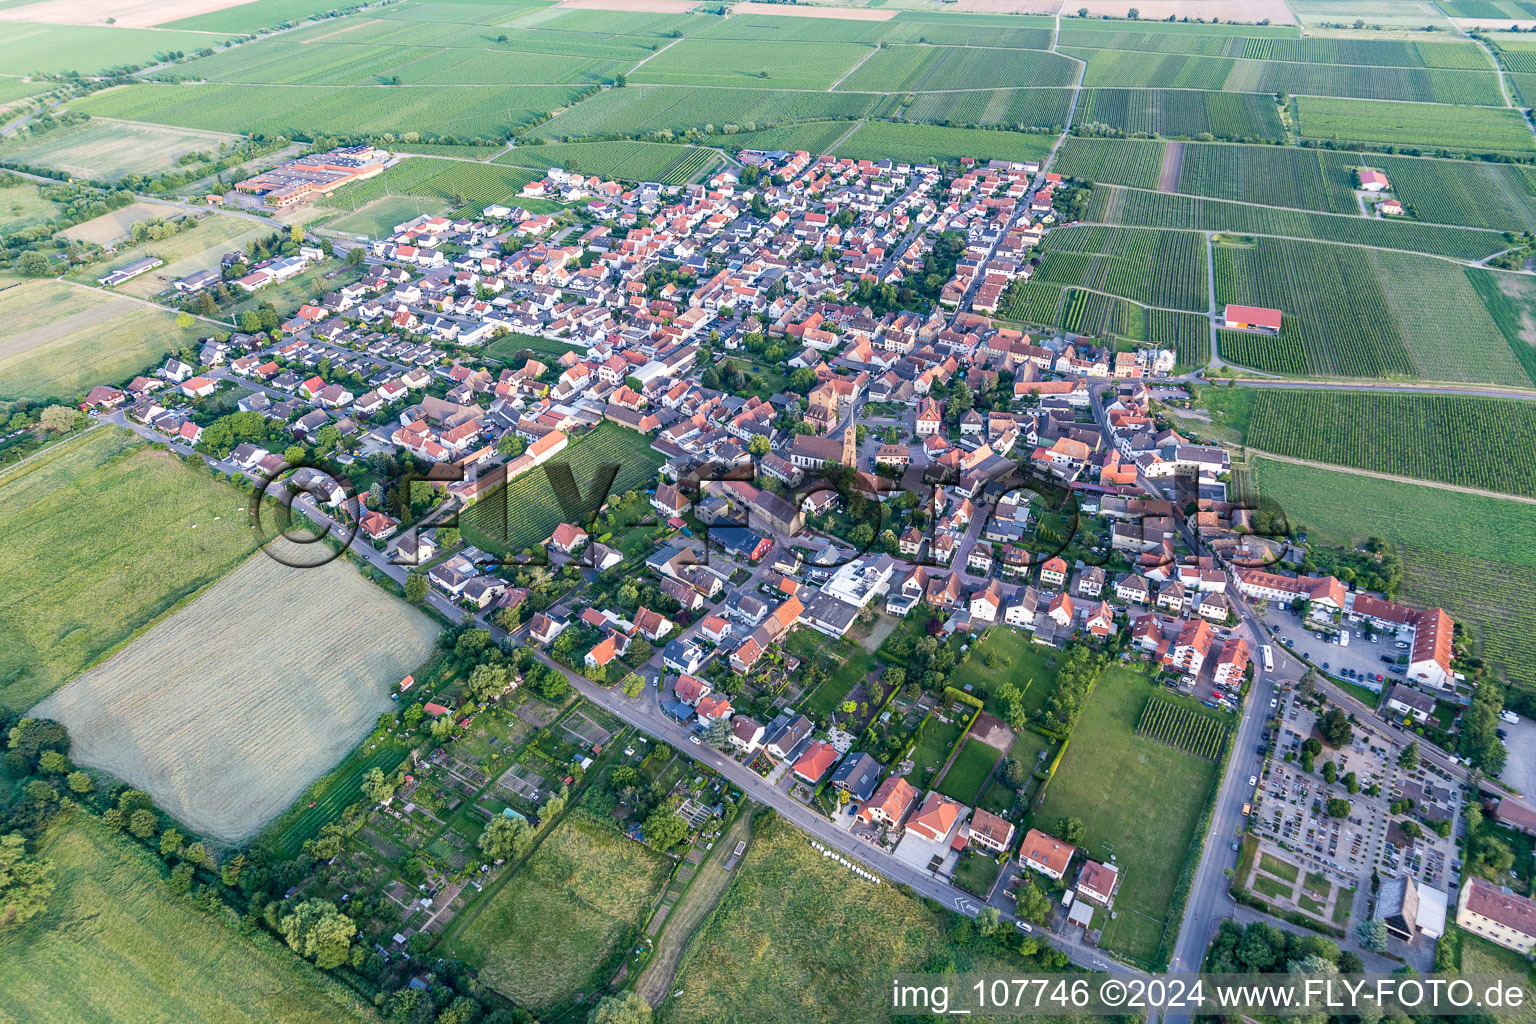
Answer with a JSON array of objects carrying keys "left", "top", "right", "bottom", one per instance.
[
  {"left": 0, "top": 810, "right": 378, "bottom": 1024},
  {"left": 0, "top": 426, "right": 259, "bottom": 710}
]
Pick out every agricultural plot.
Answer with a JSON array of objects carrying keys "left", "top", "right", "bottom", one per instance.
[
  {"left": 1072, "top": 48, "right": 1237, "bottom": 90},
  {"left": 1294, "top": 96, "right": 1534, "bottom": 154},
  {"left": 0, "top": 118, "right": 241, "bottom": 183},
  {"left": 87, "top": 213, "right": 264, "bottom": 299},
  {"left": 0, "top": 427, "right": 260, "bottom": 711},
  {"left": 660, "top": 815, "right": 1042, "bottom": 1024},
  {"left": 896, "top": 88, "right": 1074, "bottom": 131},
  {"left": 1245, "top": 458, "right": 1536, "bottom": 687},
  {"left": 1172, "top": 142, "right": 1358, "bottom": 213},
  {"left": 0, "top": 813, "right": 377, "bottom": 1024},
  {"left": 321, "top": 157, "right": 543, "bottom": 215},
  {"left": 725, "top": 121, "right": 859, "bottom": 157},
  {"left": 1002, "top": 282, "right": 1210, "bottom": 368},
  {"left": 1031, "top": 225, "right": 1209, "bottom": 312},
  {"left": 1228, "top": 60, "right": 1503, "bottom": 105},
  {"left": 837, "top": 44, "right": 1078, "bottom": 93},
  {"left": 450, "top": 810, "right": 672, "bottom": 1014},
  {"left": 1052, "top": 137, "right": 1168, "bottom": 191},
  {"left": 398, "top": 47, "right": 631, "bottom": 86},
  {"left": 0, "top": 21, "right": 229, "bottom": 76},
  {"left": 71, "top": 82, "right": 588, "bottom": 141},
  {"left": 631, "top": 38, "right": 871, "bottom": 90},
  {"left": 324, "top": 195, "right": 455, "bottom": 239},
  {"left": 35, "top": 548, "right": 438, "bottom": 842},
  {"left": 1213, "top": 236, "right": 1519, "bottom": 382},
  {"left": 1034, "top": 667, "right": 1223, "bottom": 968},
  {"left": 498, "top": 140, "right": 713, "bottom": 183},
  {"left": 461, "top": 422, "right": 663, "bottom": 557},
  {"left": 1361, "top": 154, "right": 1536, "bottom": 232},
  {"left": 526, "top": 84, "right": 882, "bottom": 141},
  {"left": 1469, "top": 267, "right": 1536, "bottom": 386},
  {"left": 1085, "top": 186, "right": 1508, "bottom": 261},
  {"left": 0, "top": 291, "right": 203, "bottom": 402},
  {"left": 56, "top": 200, "right": 174, "bottom": 245},
  {"left": 158, "top": 0, "right": 385, "bottom": 31},
  {"left": 836, "top": 122, "right": 1056, "bottom": 167},
  {"left": 0, "top": 182, "right": 61, "bottom": 237},
  {"left": 1244, "top": 390, "right": 1536, "bottom": 498},
  {"left": 1137, "top": 696, "right": 1228, "bottom": 759},
  {"left": 1075, "top": 88, "right": 1285, "bottom": 141}
]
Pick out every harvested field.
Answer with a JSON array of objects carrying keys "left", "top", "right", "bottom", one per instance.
[
  {"left": 730, "top": 2, "right": 896, "bottom": 18},
  {"left": 0, "top": 295, "right": 202, "bottom": 402},
  {"left": 555, "top": 0, "right": 697, "bottom": 9},
  {"left": 0, "top": 0, "right": 259, "bottom": 27},
  {"left": 34, "top": 547, "right": 438, "bottom": 843},
  {"left": 58, "top": 200, "right": 173, "bottom": 245}
]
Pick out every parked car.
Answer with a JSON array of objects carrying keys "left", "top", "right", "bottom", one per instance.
[
  {"left": 1270, "top": 698, "right": 1277, "bottom": 708},
  {"left": 1396, "top": 642, "right": 1410, "bottom": 649},
  {"left": 1248, "top": 775, "right": 1258, "bottom": 786}
]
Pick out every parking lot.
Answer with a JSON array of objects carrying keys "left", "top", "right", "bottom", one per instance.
[{"left": 1263, "top": 606, "right": 1404, "bottom": 694}]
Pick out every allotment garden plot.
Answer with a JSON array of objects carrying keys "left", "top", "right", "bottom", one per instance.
[{"left": 34, "top": 548, "right": 438, "bottom": 843}]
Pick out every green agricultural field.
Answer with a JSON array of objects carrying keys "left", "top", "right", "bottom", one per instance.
[
  {"left": 460, "top": 422, "right": 663, "bottom": 558},
  {"left": 0, "top": 427, "right": 260, "bottom": 710},
  {"left": 1165, "top": 143, "right": 1365, "bottom": 214},
  {"left": 1001, "top": 281, "right": 1211, "bottom": 369},
  {"left": 725, "top": 121, "right": 858, "bottom": 157},
  {"left": 71, "top": 82, "right": 588, "bottom": 141},
  {"left": 320, "top": 157, "right": 544, "bottom": 215},
  {"left": 1029, "top": 225, "right": 1208, "bottom": 312},
  {"left": 0, "top": 288, "right": 204, "bottom": 403},
  {"left": 1075, "top": 88, "right": 1285, "bottom": 141},
  {"left": 1244, "top": 390, "right": 1536, "bottom": 498},
  {"left": 1053, "top": 137, "right": 1168, "bottom": 191},
  {"left": 1085, "top": 186, "right": 1507, "bottom": 261},
  {"left": 837, "top": 122, "right": 1056, "bottom": 167},
  {"left": 936, "top": 736, "right": 1004, "bottom": 803},
  {"left": 0, "top": 22, "right": 229, "bottom": 77},
  {"left": 660, "top": 815, "right": 1063, "bottom": 1024},
  {"left": 498, "top": 140, "right": 715, "bottom": 184},
  {"left": 0, "top": 811, "right": 378, "bottom": 1024},
  {"left": 897, "top": 88, "right": 1075, "bottom": 131},
  {"left": 1468, "top": 267, "right": 1536, "bottom": 386},
  {"left": 1373, "top": 154, "right": 1536, "bottom": 232},
  {"left": 1071, "top": 48, "right": 1236, "bottom": 90},
  {"left": 449, "top": 810, "right": 672, "bottom": 1014},
  {"left": 1212, "top": 236, "right": 1524, "bottom": 384},
  {"left": 1295, "top": 96, "right": 1534, "bottom": 153},
  {"left": 631, "top": 38, "right": 871, "bottom": 90},
  {"left": 1034, "top": 667, "right": 1223, "bottom": 968},
  {"left": 0, "top": 118, "right": 242, "bottom": 183},
  {"left": 1245, "top": 457, "right": 1536, "bottom": 686},
  {"left": 838, "top": 44, "right": 1078, "bottom": 93},
  {"left": 525, "top": 84, "right": 883, "bottom": 141}
]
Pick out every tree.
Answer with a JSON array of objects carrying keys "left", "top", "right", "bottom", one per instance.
[
  {"left": 1355, "top": 917, "right": 1388, "bottom": 952},
  {"left": 702, "top": 716, "right": 731, "bottom": 748},
  {"left": 405, "top": 571, "right": 429, "bottom": 604},
  {"left": 1316, "top": 708, "right": 1353, "bottom": 748},
  {"left": 1057, "top": 817, "right": 1086, "bottom": 845},
  {"left": 361, "top": 766, "right": 395, "bottom": 804},
  {"left": 589, "top": 991, "right": 652, "bottom": 1024},
  {"left": 280, "top": 899, "right": 356, "bottom": 969},
  {"left": 129, "top": 808, "right": 158, "bottom": 839},
  {"left": 167, "top": 862, "right": 195, "bottom": 895},
  {"left": 478, "top": 815, "right": 534, "bottom": 862},
  {"left": 15, "top": 251, "right": 51, "bottom": 277},
  {"left": 1397, "top": 741, "right": 1419, "bottom": 770},
  {"left": 1014, "top": 881, "right": 1052, "bottom": 924},
  {"left": 465, "top": 663, "right": 512, "bottom": 704},
  {"left": 0, "top": 833, "right": 55, "bottom": 929},
  {"left": 1325, "top": 798, "right": 1350, "bottom": 818},
  {"left": 160, "top": 829, "right": 185, "bottom": 858},
  {"left": 176, "top": 311, "right": 195, "bottom": 329},
  {"left": 39, "top": 406, "right": 76, "bottom": 434},
  {"left": 221, "top": 853, "right": 247, "bottom": 888},
  {"left": 66, "top": 771, "right": 92, "bottom": 794},
  {"left": 747, "top": 434, "right": 770, "bottom": 457},
  {"left": 642, "top": 809, "right": 688, "bottom": 850}
]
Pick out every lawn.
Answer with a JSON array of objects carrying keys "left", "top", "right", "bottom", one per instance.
[
  {"left": 0, "top": 182, "right": 62, "bottom": 236},
  {"left": 0, "top": 810, "right": 377, "bottom": 1024},
  {"left": 0, "top": 118, "right": 241, "bottom": 183},
  {"left": 952, "top": 628, "right": 1060, "bottom": 720},
  {"left": 936, "top": 736, "right": 1003, "bottom": 804},
  {"left": 1259, "top": 851, "right": 1300, "bottom": 882},
  {"left": 81, "top": 212, "right": 267, "bottom": 299},
  {"left": 659, "top": 815, "right": 1048, "bottom": 1024},
  {"left": 953, "top": 848, "right": 1004, "bottom": 897},
  {"left": 1033, "top": 667, "right": 1221, "bottom": 969},
  {"left": 325, "top": 195, "right": 455, "bottom": 239},
  {"left": 448, "top": 810, "right": 672, "bottom": 1015},
  {"left": 0, "top": 287, "right": 204, "bottom": 403},
  {"left": 1253, "top": 873, "right": 1294, "bottom": 900},
  {"left": 483, "top": 330, "right": 584, "bottom": 364},
  {"left": 1449, "top": 926, "right": 1536, "bottom": 1024},
  {"left": 904, "top": 713, "right": 966, "bottom": 788},
  {"left": 0, "top": 427, "right": 260, "bottom": 711},
  {"left": 460, "top": 422, "right": 663, "bottom": 559}
]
